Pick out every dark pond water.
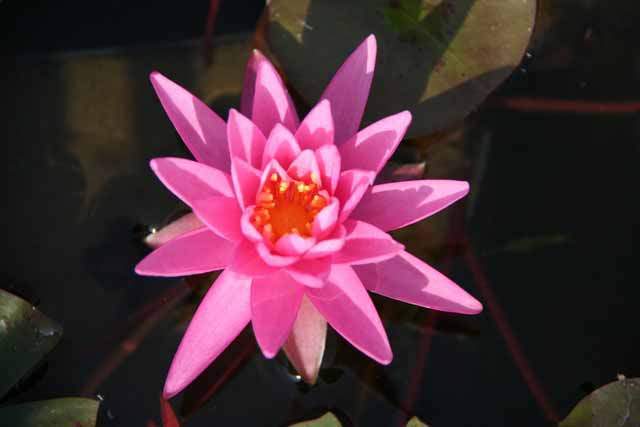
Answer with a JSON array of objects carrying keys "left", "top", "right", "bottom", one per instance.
[{"left": 1, "top": 1, "right": 639, "bottom": 426}]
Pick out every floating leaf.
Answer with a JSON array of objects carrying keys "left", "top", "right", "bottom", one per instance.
[
  {"left": 0, "top": 398, "right": 99, "bottom": 427},
  {"left": 267, "top": 0, "right": 535, "bottom": 137},
  {"left": 407, "top": 416, "right": 430, "bottom": 427},
  {"left": 289, "top": 412, "right": 342, "bottom": 427},
  {"left": 0, "top": 288, "right": 62, "bottom": 398},
  {"left": 560, "top": 377, "right": 640, "bottom": 427}
]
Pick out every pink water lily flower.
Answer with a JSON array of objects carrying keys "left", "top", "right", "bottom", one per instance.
[{"left": 136, "top": 35, "right": 482, "bottom": 398}]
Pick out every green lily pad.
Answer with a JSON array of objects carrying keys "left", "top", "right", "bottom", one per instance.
[
  {"left": 0, "top": 398, "right": 99, "bottom": 427},
  {"left": 0, "top": 289, "right": 62, "bottom": 398},
  {"left": 289, "top": 412, "right": 342, "bottom": 427},
  {"left": 560, "top": 377, "right": 640, "bottom": 427},
  {"left": 267, "top": 0, "right": 536, "bottom": 137}
]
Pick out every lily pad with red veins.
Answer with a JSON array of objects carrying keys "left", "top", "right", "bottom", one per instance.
[{"left": 266, "top": 0, "right": 536, "bottom": 137}]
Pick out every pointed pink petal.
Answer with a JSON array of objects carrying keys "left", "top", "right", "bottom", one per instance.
[
  {"left": 307, "top": 264, "right": 392, "bottom": 364},
  {"left": 258, "top": 158, "right": 290, "bottom": 190},
  {"left": 136, "top": 228, "right": 234, "bottom": 277},
  {"left": 285, "top": 257, "right": 332, "bottom": 288},
  {"left": 150, "top": 72, "right": 230, "bottom": 172},
  {"left": 150, "top": 158, "right": 234, "bottom": 208},
  {"left": 283, "top": 296, "right": 327, "bottom": 384},
  {"left": 145, "top": 213, "right": 204, "bottom": 249},
  {"left": 240, "top": 50, "right": 268, "bottom": 118},
  {"left": 287, "top": 149, "right": 321, "bottom": 183},
  {"left": 351, "top": 180, "right": 469, "bottom": 231},
  {"left": 228, "top": 240, "right": 275, "bottom": 278},
  {"left": 251, "top": 59, "right": 299, "bottom": 136},
  {"left": 274, "top": 234, "right": 316, "bottom": 256},
  {"left": 227, "top": 109, "right": 267, "bottom": 168},
  {"left": 333, "top": 220, "right": 403, "bottom": 265},
  {"left": 230, "top": 157, "right": 261, "bottom": 210},
  {"left": 334, "top": 169, "right": 375, "bottom": 222},
  {"left": 191, "top": 196, "right": 243, "bottom": 242},
  {"left": 295, "top": 100, "right": 334, "bottom": 150},
  {"left": 256, "top": 242, "right": 299, "bottom": 267},
  {"left": 340, "top": 111, "right": 412, "bottom": 174},
  {"left": 315, "top": 144, "right": 341, "bottom": 194},
  {"left": 304, "top": 225, "right": 346, "bottom": 259},
  {"left": 262, "top": 124, "right": 301, "bottom": 169},
  {"left": 320, "top": 35, "right": 377, "bottom": 145},
  {"left": 353, "top": 251, "right": 482, "bottom": 314},
  {"left": 311, "top": 197, "right": 340, "bottom": 239},
  {"left": 240, "top": 208, "right": 265, "bottom": 243},
  {"left": 163, "top": 269, "right": 251, "bottom": 398},
  {"left": 251, "top": 271, "right": 304, "bottom": 358}
]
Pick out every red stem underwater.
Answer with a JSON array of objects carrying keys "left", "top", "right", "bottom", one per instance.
[
  {"left": 492, "top": 97, "right": 640, "bottom": 114},
  {"left": 202, "top": 0, "right": 222, "bottom": 65},
  {"left": 463, "top": 237, "right": 560, "bottom": 423}
]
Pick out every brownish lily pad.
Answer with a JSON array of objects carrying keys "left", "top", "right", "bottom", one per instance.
[
  {"left": 560, "top": 377, "right": 640, "bottom": 427},
  {"left": 267, "top": 0, "right": 536, "bottom": 137},
  {"left": 0, "top": 398, "right": 99, "bottom": 427}
]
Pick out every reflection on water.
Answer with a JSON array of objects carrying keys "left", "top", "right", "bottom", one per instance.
[{"left": 1, "top": 24, "right": 639, "bottom": 427}]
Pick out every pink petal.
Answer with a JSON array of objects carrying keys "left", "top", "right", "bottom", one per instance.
[
  {"left": 283, "top": 296, "right": 327, "bottom": 384},
  {"left": 285, "top": 257, "right": 332, "bottom": 288},
  {"left": 315, "top": 144, "right": 341, "bottom": 194},
  {"left": 163, "top": 269, "right": 251, "bottom": 398},
  {"left": 311, "top": 197, "right": 340, "bottom": 239},
  {"left": 191, "top": 196, "right": 243, "bottom": 242},
  {"left": 256, "top": 242, "right": 299, "bottom": 267},
  {"left": 150, "top": 158, "right": 234, "bottom": 207},
  {"left": 136, "top": 228, "right": 234, "bottom": 277},
  {"left": 353, "top": 251, "right": 483, "bottom": 314},
  {"left": 240, "top": 208, "right": 265, "bottom": 243},
  {"left": 351, "top": 180, "right": 470, "bottom": 231},
  {"left": 307, "top": 264, "right": 392, "bottom": 364},
  {"left": 320, "top": 35, "right": 376, "bottom": 146},
  {"left": 230, "top": 157, "right": 261, "bottom": 210},
  {"left": 251, "top": 58, "right": 299, "bottom": 136},
  {"left": 258, "top": 158, "right": 290, "bottom": 190},
  {"left": 228, "top": 240, "right": 275, "bottom": 278},
  {"left": 251, "top": 271, "right": 304, "bottom": 358},
  {"left": 274, "top": 234, "right": 316, "bottom": 256},
  {"left": 339, "top": 111, "right": 412, "bottom": 174},
  {"left": 334, "top": 169, "right": 375, "bottom": 222},
  {"left": 333, "top": 220, "right": 403, "bottom": 265},
  {"left": 287, "top": 149, "right": 321, "bottom": 183},
  {"left": 227, "top": 109, "right": 266, "bottom": 169},
  {"left": 150, "top": 72, "right": 230, "bottom": 172},
  {"left": 262, "top": 124, "right": 301, "bottom": 169},
  {"left": 145, "top": 213, "right": 205, "bottom": 249},
  {"left": 240, "top": 49, "right": 267, "bottom": 118},
  {"left": 304, "top": 225, "right": 346, "bottom": 259},
  {"left": 295, "top": 100, "right": 334, "bottom": 150}
]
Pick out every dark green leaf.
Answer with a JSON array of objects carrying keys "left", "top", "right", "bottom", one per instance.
[
  {"left": 0, "top": 398, "right": 99, "bottom": 427},
  {"left": 0, "top": 289, "right": 62, "bottom": 398},
  {"left": 267, "top": 0, "right": 535, "bottom": 137},
  {"left": 560, "top": 377, "right": 640, "bottom": 427}
]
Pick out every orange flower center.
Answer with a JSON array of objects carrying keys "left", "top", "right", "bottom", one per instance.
[{"left": 251, "top": 172, "right": 328, "bottom": 243}]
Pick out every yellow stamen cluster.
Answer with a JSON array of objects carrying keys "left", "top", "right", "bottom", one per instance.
[{"left": 251, "top": 172, "right": 327, "bottom": 243}]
